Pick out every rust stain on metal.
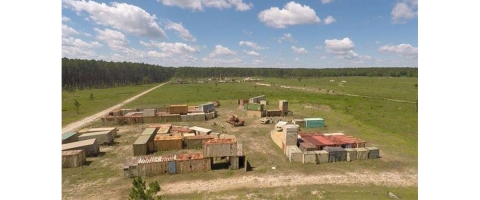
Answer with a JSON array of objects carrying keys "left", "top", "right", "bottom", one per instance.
[
  {"left": 175, "top": 153, "right": 204, "bottom": 160},
  {"left": 203, "top": 138, "right": 236, "bottom": 144}
]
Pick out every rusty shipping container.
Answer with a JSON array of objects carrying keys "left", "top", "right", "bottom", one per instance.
[
  {"left": 78, "top": 130, "right": 114, "bottom": 145},
  {"left": 133, "top": 134, "right": 155, "bottom": 156},
  {"left": 203, "top": 139, "right": 237, "bottom": 157},
  {"left": 154, "top": 135, "right": 183, "bottom": 151},
  {"left": 266, "top": 110, "right": 282, "bottom": 117},
  {"left": 175, "top": 153, "right": 212, "bottom": 174},
  {"left": 62, "top": 132, "right": 78, "bottom": 144},
  {"left": 143, "top": 108, "right": 157, "bottom": 117},
  {"left": 62, "top": 138, "right": 99, "bottom": 157},
  {"left": 299, "top": 141, "right": 317, "bottom": 153},
  {"left": 62, "top": 150, "right": 86, "bottom": 168},
  {"left": 354, "top": 148, "right": 369, "bottom": 160},
  {"left": 169, "top": 105, "right": 188, "bottom": 115},
  {"left": 185, "top": 135, "right": 214, "bottom": 149},
  {"left": 313, "top": 150, "right": 329, "bottom": 164},
  {"left": 123, "top": 157, "right": 139, "bottom": 178},
  {"left": 137, "top": 155, "right": 176, "bottom": 176},
  {"left": 345, "top": 148, "right": 358, "bottom": 161}
]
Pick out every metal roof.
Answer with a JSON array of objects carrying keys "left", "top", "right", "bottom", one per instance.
[
  {"left": 189, "top": 126, "right": 212, "bottom": 133},
  {"left": 62, "top": 139, "right": 97, "bottom": 150},
  {"left": 304, "top": 118, "right": 324, "bottom": 121},
  {"left": 203, "top": 138, "right": 236, "bottom": 144},
  {"left": 137, "top": 155, "right": 176, "bottom": 163},
  {"left": 62, "top": 149, "right": 84, "bottom": 156},
  {"left": 185, "top": 135, "right": 214, "bottom": 140},
  {"left": 134, "top": 135, "right": 153, "bottom": 144},
  {"left": 154, "top": 135, "right": 183, "bottom": 141},
  {"left": 176, "top": 153, "right": 204, "bottom": 160},
  {"left": 62, "top": 132, "right": 77, "bottom": 140},
  {"left": 78, "top": 131, "right": 111, "bottom": 137}
]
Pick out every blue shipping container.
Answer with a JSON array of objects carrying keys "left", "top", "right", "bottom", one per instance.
[{"left": 304, "top": 118, "right": 324, "bottom": 128}]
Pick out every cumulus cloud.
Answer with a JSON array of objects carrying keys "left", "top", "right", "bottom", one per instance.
[
  {"left": 258, "top": 1, "right": 320, "bottom": 28},
  {"left": 321, "top": 0, "right": 334, "bottom": 4},
  {"left": 243, "top": 50, "right": 260, "bottom": 56},
  {"left": 239, "top": 41, "right": 268, "bottom": 50},
  {"left": 324, "top": 16, "right": 336, "bottom": 24},
  {"left": 252, "top": 59, "right": 263, "bottom": 65},
  {"left": 165, "top": 21, "right": 196, "bottom": 41},
  {"left": 94, "top": 28, "right": 130, "bottom": 51},
  {"left": 146, "top": 41, "right": 200, "bottom": 54},
  {"left": 291, "top": 46, "right": 308, "bottom": 54},
  {"left": 147, "top": 51, "right": 171, "bottom": 59},
  {"left": 324, "top": 37, "right": 371, "bottom": 62},
  {"left": 391, "top": 0, "right": 418, "bottom": 24},
  {"left": 208, "top": 45, "right": 236, "bottom": 57},
  {"left": 62, "top": 37, "right": 102, "bottom": 59},
  {"left": 202, "top": 57, "right": 242, "bottom": 65},
  {"left": 378, "top": 44, "right": 418, "bottom": 57},
  {"left": 63, "top": 0, "right": 166, "bottom": 38},
  {"left": 324, "top": 37, "right": 355, "bottom": 55},
  {"left": 158, "top": 0, "right": 253, "bottom": 11},
  {"left": 278, "top": 33, "right": 294, "bottom": 43},
  {"left": 62, "top": 24, "right": 79, "bottom": 37}
]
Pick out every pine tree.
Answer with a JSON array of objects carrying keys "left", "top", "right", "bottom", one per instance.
[{"left": 128, "top": 177, "right": 162, "bottom": 200}]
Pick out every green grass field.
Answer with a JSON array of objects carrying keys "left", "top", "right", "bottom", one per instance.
[
  {"left": 61, "top": 83, "right": 160, "bottom": 126},
  {"left": 62, "top": 76, "right": 418, "bottom": 199}
]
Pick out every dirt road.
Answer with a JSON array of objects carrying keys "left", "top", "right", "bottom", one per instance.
[
  {"left": 159, "top": 170, "right": 418, "bottom": 195},
  {"left": 61, "top": 82, "right": 169, "bottom": 133}
]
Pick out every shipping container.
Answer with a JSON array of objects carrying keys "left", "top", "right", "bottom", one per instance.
[
  {"left": 304, "top": 118, "right": 325, "bottom": 128},
  {"left": 299, "top": 141, "right": 317, "bottom": 153},
  {"left": 313, "top": 150, "right": 329, "bottom": 164},
  {"left": 203, "top": 139, "right": 237, "bottom": 157},
  {"left": 238, "top": 99, "right": 249, "bottom": 105},
  {"left": 175, "top": 153, "right": 212, "bottom": 173},
  {"left": 121, "top": 109, "right": 137, "bottom": 116},
  {"left": 344, "top": 148, "right": 357, "bottom": 162},
  {"left": 247, "top": 110, "right": 262, "bottom": 118},
  {"left": 292, "top": 119, "right": 306, "bottom": 128},
  {"left": 143, "top": 108, "right": 157, "bottom": 117},
  {"left": 229, "top": 156, "right": 240, "bottom": 170},
  {"left": 78, "top": 131, "right": 114, "bottom": 145},
  {"left": 303, "top": 151, "right": 317, "bottom": 164},
  {"left": 324, "top": 147, "right": 347, "bottom": 162},
  {"left": 142, "top": 127, "right": 158, "bottom": 136},
  {"left": 188, "top": 126, "right": 212, "bottom": 135},
  {"left": 187, "top": 113, "right": 206, "bottom": 121},
  {"left": 275, "top": 121, "right": 288, "bottom": 131},
  {"left": 62, "top": 150, "right": 86, "bottom": 168},
  {"left": 185, "top": 135, "right": 214, "bottom": 149},
  {"left": 279, "top": 100, "right": 288, "bottom": 113},
  {"left": 133, "top": 134, "right": 155, "bottom": 156},
  {"left": 286, "top": 145, "right": 303, "bottom": 163},
  {"left": 137, "top": 155, "right": 176, "bottom": 176},
  {"left": 169, "top": 105, "right": 188, "bottom": 115},
  {"left": 205, "top": 112, "right": 215, "bottom": 120},
  {"left": 154, "top": 135, "right": 183, "bottom": 151},
  {"left": 270, "top": 130, "right": 285, "bottom": 150},
  {"left": 199, "top": 103, "right": 215, "bottom": 113},
  {"left": 260, "top": 100, "right": 267, "bottom": 105},
  {"left": 366, "top": 147, "right": 380, "bottom": 159},
  {"left": 354, "top": 148, "right": 369, "bottom": 160},
  {"left": 123, "top": 157, "right": 139, "bottom": 178},
  {"left": 62, "top": 138, "right": 99, "bottom": 157},
  {"left": 62, "top": 132, "right": 78, "bottom": 144},
  {"left": 82, "top": 127, "right": 118, "bottom": 138},
  {"left": 246, "top": 103, "right": 264, "bottom": 111},
  {"left": 265, "top": 110, "right": 282, "bottom": 117}
]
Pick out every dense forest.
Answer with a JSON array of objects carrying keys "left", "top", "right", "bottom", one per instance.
[
  {"left": 62, "top": 58, "right": 417, "bottom": 89},
  {"left": 62, "top": 58, "right": 176, "bottom": 89}
]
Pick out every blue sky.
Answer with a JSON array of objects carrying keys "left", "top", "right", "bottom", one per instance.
[{"left": 62, "top": 0, "right": 418, "bottom": 68}]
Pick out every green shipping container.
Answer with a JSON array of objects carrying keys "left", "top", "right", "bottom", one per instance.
[
  {"left": 304, "top": 118, "right": 324, "bottom": 128},
  {"left": 245, "top": 103, "right": 264, "bottom": 111}
]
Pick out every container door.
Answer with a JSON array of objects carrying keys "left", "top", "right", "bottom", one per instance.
[{"left": 168, "top": 161, "right": 176, "bottom": 174}]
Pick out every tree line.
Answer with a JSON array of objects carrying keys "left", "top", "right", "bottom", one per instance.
[
  {"left": 62, "top": 58, "right": 176, "bottom": 89},
  {"left": 62, "top": 57, "right": 417, "bottom": 90}
]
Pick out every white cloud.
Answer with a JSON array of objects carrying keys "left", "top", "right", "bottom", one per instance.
[
  {"left": 158, "top": 0, "right": 253, "bottom": 11},
  {"left": 321, "top": 0, "right": 334, "bottom": 4},
  {"left": 239, "top": 41, "right": 268, "bottom": 50},
  {"left": 62, "top": 37, "right": 102, "bottom": 59},
  {"left": 252, "top": 59, "right": 263, "bottom": 65},
  {"left": 165, "top": 21, "right": 196, "bottom": 41},
  {"left": 391, "top": 0, "right": 418, "bottom": 24},
  {"left": 314, "top": 45, "right": 323, "bottom": 50},
  {"left": 243, "top": 50, "right": 260, "bottom": 56},
  {"left": 291, "top": 46, "right": 308, "bottom": 54},
  {"left": 208, "top": 45, "right": 236, "bottom": 57},
  {"left": 278, "top": 33, "right": 294, "bottom": 43},
  {"left": 147, "top": 41, "right": 200, "bottom": 54},
  {"left": 94, "top": 28, "right": 130, "bottom": 51},
  {"left": 202, "top": 57, "right": 242, "bottom": 64},
  {"left": 62, "top": 37, "right": 102, "bottom": 49},
  {"left": 63, "top": 0, "right": 167, "bottom": 38},
  {"left": 62, "top": 16, "right": 71, "bottom": 22},
  {"left": 62, "top": 24, "right": 79, "bottom": 37},
  {"left": 324, "top": 37, "right": 371, "bottom": 62},
  {"left": 147, "top": 51, "right": 171, "bottom": 59},
  {"left": 378, "top": 44, "right": 418, "bottom": 57},
  {"left": 324, "top": 16, "right": 336, "bottom": 25},
  {"left": 258, "top": 1, "right": 320, "bottom": 28},
  {"left": 324, "top": 37, "right": 355, "bottom": 55},
  {"left": 243, "top": 30, "right": 252, "bottom": 36}
]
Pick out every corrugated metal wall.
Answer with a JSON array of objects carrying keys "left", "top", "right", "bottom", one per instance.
[
  {"left": 303, "top": 151, "right": 316, "bottom": 164},
  {"left": 203, "top": 141, "right": 237, "bottom": 157},
  {"left": 345, "top": 148, "right": 357, "bottom": 161},
  {"left": 354, "top": 148, "right": 369, "bottom": 160},
  {"left": 62, "top": 150, "right": 86, "bottom": 168},
  {"left": 366, "top": 147, "right": 380, "bottom": 159},
  {"left": 176, "top": 158, "right": 212, "bottom": 173},
  {"left": 314, "top": 150, "right": 329, "bottom": 164},
  {"left": 154, "top": 136, "right": 183, "bottom": 151},
  {"left": 78, "top": 131, "right": 113, "bottom": 145}
]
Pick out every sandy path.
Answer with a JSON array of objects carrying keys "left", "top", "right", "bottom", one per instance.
[
  {"left": 159, "top": 171, "right": 418, "bottom": 195},
  {"left": 61, "top": 82, "right": 169, "bottom": 133}
]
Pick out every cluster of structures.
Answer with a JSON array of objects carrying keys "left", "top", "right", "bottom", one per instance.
[
  {"left": 101, "top": 102, "right": 218, "bottom": 126},
  {"left": 124, "top": 125, "right": 245, "bottom": 177},
  {"left": 271, "top": 122, "right": 380, "bottom": 164},
  {"left": 238, "top": 95, "right": 291, "bottom": 118},
  {"left": 61, "top": 127, "right": 118, "bottom": 168}
]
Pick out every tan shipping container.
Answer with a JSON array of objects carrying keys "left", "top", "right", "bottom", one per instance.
[
  {"left": 169, "top": 105, "right": 188, "bottom": 115},
  {"left": 62, "top": 150, "right": 86, "bottom": 168},
  {"left": 154, "top": 135, "right": 183, "bottom": 151}
]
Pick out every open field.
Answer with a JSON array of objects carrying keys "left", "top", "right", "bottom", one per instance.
[
  {"left": 62, "top": 83, "right": 160, "bottom": 126},
  {"left": 62, "top": 77, "right": 418, "bottom": 199}
]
